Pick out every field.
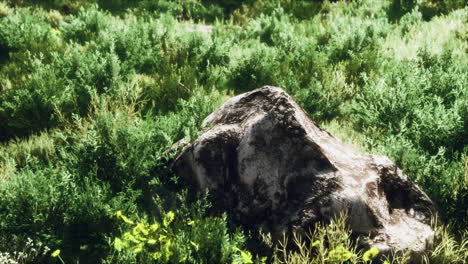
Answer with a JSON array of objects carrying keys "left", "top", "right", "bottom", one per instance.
[{"left": 0, "top": 0, "right": 466, "bottom": 263}]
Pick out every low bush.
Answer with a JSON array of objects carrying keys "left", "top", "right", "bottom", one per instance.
[{"left": 0, "top": 0, "right": 466, "bottom": 263}]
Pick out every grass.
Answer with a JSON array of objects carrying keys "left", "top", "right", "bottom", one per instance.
[
  {"left": 0, "top": 0, "right": 466, "bottom": 263},
  {"left": 264, "top": 213, "right": 468, "bottom": 264}
]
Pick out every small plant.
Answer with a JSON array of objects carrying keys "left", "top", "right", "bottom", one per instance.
[
  {"left": 45, "top": 9, "right": 63, "bottom": 28},
  {"left": 267, "top": 213, "right": 384, "bottom": 264},
  {"left": 0, "top": 238, "right": 51, "bottom": 264},
  {"left": 328, "top": 245, "right": 355, "bottom": 262},
  {"left": 51, "top": 249, "right": 65, "bottom": 264},
  {"left": 0, "top": 252, "right": 18, "bottom": 264},
  {"left": 109, "top": 209, "right": 258, "bottom": 264},
  {"left": 0, "top": 2, "right": 11, "bottom": 17},
  {"left": 422, "top": 221, "right": 468, "bottom": 264},
  {"left": 362, "top": 247, "right": 379, "bottom": 262}
]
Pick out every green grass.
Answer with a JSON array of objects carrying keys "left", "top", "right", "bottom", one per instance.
[{"left": 0, "top": 0, "right": 466, "bottom": 263}]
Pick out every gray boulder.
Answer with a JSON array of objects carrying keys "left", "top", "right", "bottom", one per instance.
[{"left": 173, "top": 86, "right": 436, "bottom": 259}]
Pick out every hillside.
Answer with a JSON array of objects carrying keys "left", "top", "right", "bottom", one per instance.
[{"left": 0, "top": 0, "right": 466, "bottom": 263}]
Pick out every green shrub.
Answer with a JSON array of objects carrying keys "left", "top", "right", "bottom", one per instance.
[
  {"left": 0, "top": 1, "right": 466, "bottom": 263},
  {"left": 137, "top": 0, "right": 225, "bottom": 22},
  {"left": 60, "top": 6, "right": 112, "bottom": 44},
  {"left": 0, "top": 7, "right": 52, "bottom": 52},
  {"left": 229, "top": 43, "right": 279, "bottom": 92},
  {"left": 353, "top": 48, "right": 466, "bottom": 155},
  {"left": 351, "top": 47, "right": 467, "bottom": 229},
  {"left": 0, "top": 82, "right": 221, "bottom": 262},
  {"left": 387, "top": 0, "right": 417, "bottom": 22},
  {"left": 418, "top": 0, "right": 467, "bottom": 20}
]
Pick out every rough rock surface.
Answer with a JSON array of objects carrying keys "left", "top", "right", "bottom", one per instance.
[{"left": 173, "top": 86, "right": 437, "bottom": 259}]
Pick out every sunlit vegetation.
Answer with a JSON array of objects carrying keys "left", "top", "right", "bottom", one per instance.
[{"left": 0, "top": 0, "right": 466, "bottom": 263}]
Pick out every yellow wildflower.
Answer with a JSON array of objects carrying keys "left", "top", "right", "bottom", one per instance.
[
  {"left": 133, "top": 222, "right": 149, "bottom": 236},
  {"left": 51, "top": 249, "right": 61, "bottom": 257},
  {"left": 329, "top": 245, "right": 354, "bottom": 262},
  {"left": 164, "top": 239, "right": 173, "bottom": 259},
  {"left": 240, "top": 249, "right": 253, "bottom": 264},
  {"left": 363, "top": 247, "right": 379, "bottom": 261},
  {"left": 114, "top": 210, "right": 134, "bottom": 224},
  {"left": 51, "top": 28, "right": 61, "bottom": 35},
  {"left": 114, "top": 238, "right": 124, "bottom": 252},
  {"left": 152, "top": 252, "right": 162, "bottom": 260},
  {"left": 190, "top": 241, "right": 199, "bottom": 251},
  {"left": 164, "top": 211, "right": 175, "bottom": 227},
  {"left": 133, "top": 247, "right": 143, "bottom": 254},
  {"left": 123, "top": 232, "right": 141, "bottom": 244},
  {"left": 150, "top": 223, "right": 159, "bottom": 232}
]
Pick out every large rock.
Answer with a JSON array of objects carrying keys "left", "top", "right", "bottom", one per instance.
[{"left": 173, "top": 86, "right": 437, "bottom": 259}]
